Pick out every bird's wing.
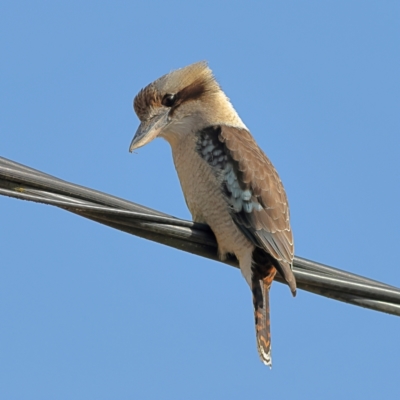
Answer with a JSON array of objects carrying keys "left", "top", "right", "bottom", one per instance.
[{"left": 218, "top": 125, "right": 296, "bottom": 294}]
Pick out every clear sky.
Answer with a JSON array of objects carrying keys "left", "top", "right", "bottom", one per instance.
[{"left": 1, "top": 1, "right": 399, "bottom": 399}]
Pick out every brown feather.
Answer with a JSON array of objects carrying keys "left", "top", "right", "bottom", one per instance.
[
  {"left": 252, "top": 262, "right": 276, "bottom": 367},
  {"left": 219, "top": 125, "right": 296, "bottom": 294}
]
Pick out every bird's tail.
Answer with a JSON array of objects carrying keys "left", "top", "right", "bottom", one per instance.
[{"left": 252, "top": 266, "right": 276, "bottom": 368}]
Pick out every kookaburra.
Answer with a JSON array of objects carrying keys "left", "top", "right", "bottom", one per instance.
[{"left": 129, "top": 62, "right": 296, "bottom": 367}]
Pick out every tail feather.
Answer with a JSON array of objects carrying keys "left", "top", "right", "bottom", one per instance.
[{"left": 252, "top": 266, "right": 276, "bottom": 367}]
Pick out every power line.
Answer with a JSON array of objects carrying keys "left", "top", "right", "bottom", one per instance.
[{"left": 1, "top": 155, "right": 400, "bottom": 316}]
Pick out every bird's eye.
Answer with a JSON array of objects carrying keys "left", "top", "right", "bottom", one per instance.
[{"left": 162, "top": 94, "right": 176, "bottom": 107}]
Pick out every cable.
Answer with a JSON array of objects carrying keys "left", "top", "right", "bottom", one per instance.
[{"left": 1, "top": 155, "right": 400, "bottom": 316}]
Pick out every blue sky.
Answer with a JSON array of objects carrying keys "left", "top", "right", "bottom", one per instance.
[{"left": 1, "top": 1, "right": 399, "bottom": 399}]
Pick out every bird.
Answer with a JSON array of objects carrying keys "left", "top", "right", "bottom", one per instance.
[{"left": 129, "top": 61, "right": 296, "bottom": 367}]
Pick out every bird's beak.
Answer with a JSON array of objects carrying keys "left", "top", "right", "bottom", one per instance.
[{"left": 129, "top": 109, "right": 169, "bottom": 152}]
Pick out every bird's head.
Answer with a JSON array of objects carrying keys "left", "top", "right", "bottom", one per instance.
[{"left": 129, "top": 61, "right": 244, "bottom": 151}]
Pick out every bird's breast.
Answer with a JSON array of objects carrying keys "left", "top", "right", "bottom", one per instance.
[
  {"left": 167, "top": 131, "right": 254, "bottom": 259},
  {"left": 170, "top": 133, "right": 225, "bottom": 223}
]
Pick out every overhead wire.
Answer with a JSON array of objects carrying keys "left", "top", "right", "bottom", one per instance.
[{"left": 1, "top": 155, "right": 400, "bottom": 316}]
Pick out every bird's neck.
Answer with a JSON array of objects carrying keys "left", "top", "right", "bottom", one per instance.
[{"left": 161, "top": 92, "right": 247, "bottom": 148}]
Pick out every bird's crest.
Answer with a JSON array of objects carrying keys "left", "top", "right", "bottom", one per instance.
[{"left": 134, "top": 61, "right": 220, "bottom": 121}]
